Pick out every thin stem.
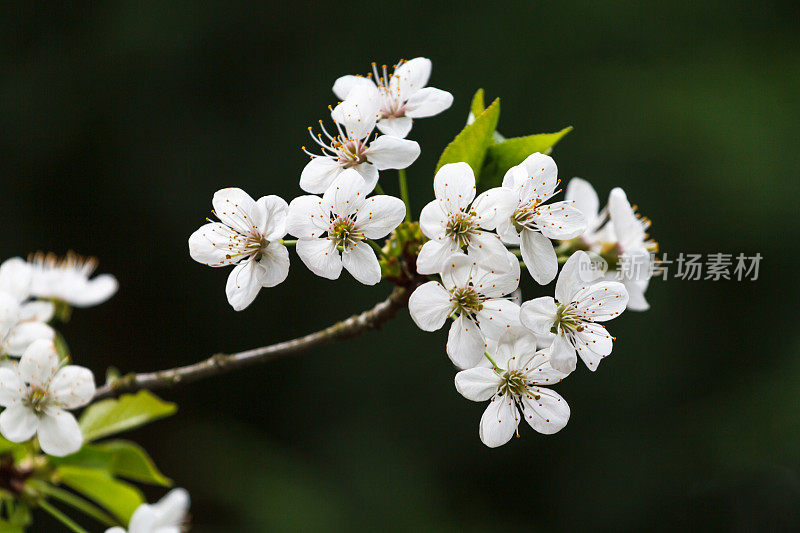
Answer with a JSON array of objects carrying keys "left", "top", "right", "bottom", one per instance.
[
  {"left": 38, "top": 499, "right": 88, "bottom": 533},
  {"left": 31, "top": 481, "right": 119, "bottom": 528},
  {"left": 94, "top": 285, "right": 417, "bottom": 399},
  {"left": 398, "top": 168, "right": 411, "bottom": 222},
  {"left": 374, "top": 183, "right": 386, "bottom": 195},
  {"left": 280, "top": 239, "right": 297, "bottom": 247},
  {"left": 484, "top": 351, "right": 500, "bottom": 371}
]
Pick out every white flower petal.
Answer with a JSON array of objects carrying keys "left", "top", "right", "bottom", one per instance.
[
  {"left": 19, "top": 339, "right": 59, "bottom": 387},
  {"left": 574, "top": 322, "right": 613, "bottom": 371},
  {"left": 496, "top": 218, "right": 521, "bottom": 245},
  {"left": 322, "top": 169, "right": 368, "bottom": 217},
  {"left": 357, "top": 195, "right": 406, "bottom": 239},
  {"left": 68, "top": 275, "right": 119, "bottom": 308},
  {"left": 296, "top": 239, "right": 342, "bottom": 280},
  {"left": 332, "top": 74, "right": 374, "bottom": 100},
  {"left": 573, "top": 281, "right": 629, "bottom": 321},
  {"left": 549, "top": 334, "right": 577, "bottom": 374},
  {"left": 0, "top": 258, "right": 31, "bottom": 302},
  {"left": 467, "top": 231, "right": 512, "bottom": 273},
  {"left": 212, "top": 188, "right": 259, "bottom": 235},
  {"left": 391, "top": 57, "right": 431, "bottom": 100},
  {"left": 565, "top": 177, "right": 600, "bottom": 230},
  {"left": 331, "top": 84, "right": 380, "bottom": 139},
  {"left": 352, "top": 162, "right": 379, "bottom": 193},
  {"left": 257, "top": 243, "right": 290, "bottom": 288},
  {"left": 286, "top": 195, "right": 328, "bottom": 239},
  {"left": 476, "top": 300, "right": 521, "bottom": 340},
  {"left": 408, "top": 281, "right": 451, "bottom": 332},
  {"left": 623, "top": 277, "right": 650, "bottom": 311},
  {"left": 492, "top": 328, "right": 539, "bottom": 369},
  {"left": 479, "top": 395, "right": 518, "bottom": 448},
  {"left": 415, "top": 238, "right": 461, "bottom": 275},
  {"left": 418, "top": 201, "right": 447, "bottom": 240},
  {"left": 0, "top": 368, "right": 25, "bottom": 407},
  {"left": 0, "top": 404, "right": 37, "bottom": 442},
  {"left": 519, "top": 350, "right": 570, "bottom": 385},
  {"left": 520, "top": 230, "right": 557, "bottom": 285},
  {"left": 440, "top": 254, "right": 473, "bottom": 290},
  {"left": 189, "top": 222, "right": 239, "bottom": 267},
  {"left": 365, "top": 136, "right": 420, "bottom": 170},
  {"left": 555, "top": 250, "right": 597, "bottom": 304},
  {"left": 520, "top": 387, "right": 570, "bottom": 434},
  {"left": 446, "top": 315, "right": 486, "bottom": 369},
  {"left": 50, "top": 366, "right": 95, "bottom": 409},
  {"left": 151, "top": 488, "right": 190, "bottom": 528},
  {"left": 376, "top": 117, "right": 413, "bottom": 138},
  {"left": 517, "top": 152, "right": 559, "bottom": 204},
  {"left": 455, "top": 367, "right": 500, "bottom": 401},
  {"left": 469, "top": 251, "right": 520, "bottom": 298},
  {"left": 535, "top": 201, "right": 587, "bottom": 240},
  {"left": 256, "top": 195, "right": 288, "bottom": 240},
  {"left": 471, "top": 187, "right": 518, "bottom": 231},
  {"left": 404, "top": 87, "right": 453, "bottom": 118},
  {"left": 5, "top": 322, "right": 55, "bottom": 357},
  {"left": 18, "top": 300, "right": 55, "bottom": 323},
  {"left": 38, "top": 408, "right": 83, "bottom": 457},
  {"left": 224, "top": 259, "right": 264, "bottom": 311},
  {"left": 519, "top": 297, "right": 557, "bottom": 336},
  {"left": 299, "top": 157, "right": 343, "bottom": 194},
  {"left": 341, "top": 241, "right": 381, "bottom": 285},
  {"left": 608, "top": 187, "right": 646, "bottom": 251},
  {"left": 433, "top": 163, "right": 476, "bottom": 213}
]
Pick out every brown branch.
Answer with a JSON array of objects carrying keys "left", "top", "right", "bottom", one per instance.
[{"left": 93, "top": 286, "right": 412, "bottom": 400}]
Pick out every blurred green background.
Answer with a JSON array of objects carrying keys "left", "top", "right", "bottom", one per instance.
[{"left": 2, "top": 1, "right": 799, "bottom": 530}]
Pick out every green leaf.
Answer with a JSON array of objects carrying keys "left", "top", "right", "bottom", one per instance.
[
  {"left": 470, "top": 88, "right": 485, "bottom": 118},
  {"left": 57, "top": 466, "right": 144, "bottom": 524},
  {"left": 435, "top": 94, "right": 500, "bottom": 175},
  {"left": 79, "top": 390, "right": 177, "bottom": 442},
  {"left": 479, "top": 126, "right": 573, "bottom": 189},
  {"left": 53, "top": 440, "right": 171, "bottom": 486}
]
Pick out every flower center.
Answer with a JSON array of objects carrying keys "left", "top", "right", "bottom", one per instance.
[
  {"left": 328, "top": 214, "right": 362, "bottom": 248},
  {"left": 27, "top": 387, "right": 49, "bottom": 413},
  {"left": 445, "top": 212, "right": 477, "bottom": 248},
  {"left": 450, "top": 287, "right": 483, "bottom": 316},
  {"left": 552, "top": 303, "right": 582, "bottom": 335},
  {"left": 334, "top": 139, "right": 368, "bottom": 167},
  {"left": 498, "top": 369, "right": 533, "bottom": 398},
  {"left": 511, "top": 202, "right": 539, "bottom": 232}
]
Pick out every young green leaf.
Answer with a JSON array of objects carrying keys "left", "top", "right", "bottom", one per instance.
[
  {"left": 52, "top": 440, "right": 172, "bottom": 487},
  {"left": 435, "top": 96, "right": 500, "bottom": 176},
  {"left": 479, "top": 126, "right": 573, "bottom": 189},
  {"left": 470, "top": 88, "right": 485, "bottom": 118},
  {"left": 79, "top": 391, "right": 177, "bottom": 442},
  {"left": 57, "top": 466, "right": 144, "bottom": 524}
]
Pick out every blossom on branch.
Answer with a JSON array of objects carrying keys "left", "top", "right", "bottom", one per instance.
[
  {"left": 287, "top": 169, "right": 406, "bottom": 285},
  {"left": 189, "top": 188, "right": 290, "bottom": 311}
]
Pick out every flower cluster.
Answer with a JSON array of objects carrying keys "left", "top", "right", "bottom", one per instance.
[
  {"left": 188, "top": 56, "right": 657, "bottom": 451},
  {"left": 0, "top": 253, "right": 116, "bottom": 456}
]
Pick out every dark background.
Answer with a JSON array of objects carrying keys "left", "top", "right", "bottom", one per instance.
[{"left": 2, "top": 1, "right": 799, "bottom": 531}]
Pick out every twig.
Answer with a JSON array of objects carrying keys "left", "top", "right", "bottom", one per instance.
[{"left": 93, "top": 286, "right": 412, "bottom": 400}]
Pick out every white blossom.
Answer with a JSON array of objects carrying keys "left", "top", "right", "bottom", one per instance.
[
  {"left": 287, "top": 169, "right": 405, "bottom": 285},
  {"left": 497, "top": 153, "right": 587, "bottom": 285},
  {"left": 0, "top": 258, "right": 54, "bottom": 357},
  {"left": 332, "top": 57, "right": 453, "bottom": 139},
  {"left": 28, "top": 252, "right": 118, "bottom": 308},
  {"left": 189, "top": 188, "right": 290, "bottom": 311},
  {"left": 455, "top": 329, "right": 570, "bottom": 448},
  {"left": 566, "top": 179, "right": 655, "bottom": 310},
  {"left": 0, "top": 339, "right": 95, "bottom": 456},
  {"left": 106, "top": 488, "right": 190, "bottom": 533},
  {"left": 409, "top": 253, "right": 521, "bottom": 369},
  {"left": 301, "top": 85, "right": 420, "bottom": 194},
  {"left": 520, "top": 251, "right": 628, "bottom": 373},
  {"left": 417, "top": 163, "right": 517, "bottom": 275}
]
